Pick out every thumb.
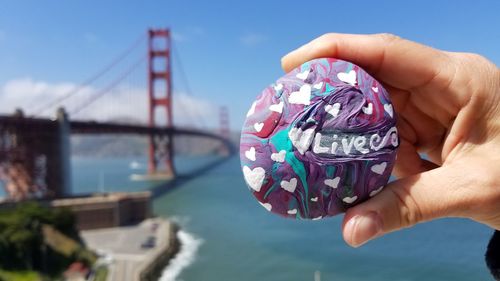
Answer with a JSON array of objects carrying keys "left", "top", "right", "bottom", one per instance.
[{"left": 341, "top": 166, "right": 464, "bottom": 247}]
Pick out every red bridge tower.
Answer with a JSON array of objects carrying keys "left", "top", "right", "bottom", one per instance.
[
  {"left": 219, "top": 106, "right": 230, "bottom": 139},
  {"left": 218, "top": 106, "right": 231, "bottom": 155},
  {"left": 148, "top": 29, "right": 174, "bottom": 176}
]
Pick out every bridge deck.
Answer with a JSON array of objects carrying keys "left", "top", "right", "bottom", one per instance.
[{"left": 0, "top": 115, "right": 234, "bottom": 152}]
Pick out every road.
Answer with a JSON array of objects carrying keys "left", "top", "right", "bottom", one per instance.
[{"left": 81, "top": 218, "right": 173, "bottom": 281}]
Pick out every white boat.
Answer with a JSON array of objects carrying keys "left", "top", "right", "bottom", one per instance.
[{"left": 129, "top": 160, "right": 143, "bottom": 170}]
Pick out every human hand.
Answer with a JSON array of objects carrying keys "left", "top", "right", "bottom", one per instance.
[{"left": 282, "top": 33, "right": 500, "bottom": 247}]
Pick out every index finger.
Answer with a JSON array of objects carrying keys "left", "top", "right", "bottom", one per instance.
[{"left": 281, "top": 33, "right": 452, "bottom": 90}]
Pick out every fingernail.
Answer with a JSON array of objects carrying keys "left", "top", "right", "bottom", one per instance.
[{"left": 345, "top": 212, "right": 382, "bottom": 247}]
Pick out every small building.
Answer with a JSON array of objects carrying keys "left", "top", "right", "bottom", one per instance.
[{"left": 51, "top": 192, "right": 152, "bottom": 230}]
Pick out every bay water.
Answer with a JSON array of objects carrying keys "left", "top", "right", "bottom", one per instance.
[{"left": 3, "top": 155, "right": 494, "bottom": 280}]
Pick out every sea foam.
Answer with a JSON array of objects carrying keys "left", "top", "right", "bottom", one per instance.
[{"left": 159, "top": 229, "right": 203, "bottom": 281}]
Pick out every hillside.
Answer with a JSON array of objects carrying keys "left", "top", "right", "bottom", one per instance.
[
  {"left": 0, "top": 203, "right": 97, "bottom": 281},
  {"left": 71, "top": 130, "right": 240, "bottom": 157}
]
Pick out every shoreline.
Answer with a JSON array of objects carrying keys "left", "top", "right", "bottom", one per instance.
[
  {"left": 139, "top": 221, "right": 180, "bottom": 281},
  {"left": 81, "top": 218, "right": 181, "bottom": 281},
  {"left": 157, "top": 227, "right": 204, "bottom": 281}
]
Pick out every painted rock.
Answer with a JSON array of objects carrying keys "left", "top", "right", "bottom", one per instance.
[{"left": 240, "top": 58, "right": 399, "bottom": 220}]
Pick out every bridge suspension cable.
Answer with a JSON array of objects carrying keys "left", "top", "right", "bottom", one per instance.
[
  {"left": 69, "top": 55, "right": 147, "bottom": 117},
  {"left": 25, "top": 30, "right": 216, "bottom": 130},
  {"left": 171, "top": 42, "right": 208, "bottom": 129},
  {"left": 30, "top": 34, "right": 147, "bottom": 117}
]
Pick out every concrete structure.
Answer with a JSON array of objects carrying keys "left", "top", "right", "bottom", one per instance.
[
  {"left": 81, "top": 218, "right": 179, "bottom": 281},
  {"left": 0, "top": 109, "right": 72, "bottom": 199},
  {"left": 0, "top": 191, "right": 152, "bottom": 230},
  {"left": 56, "top": 107, "right": 72, "bottom": 197},
  {"left": 51, "top": 192, "right": 152, "bottom": 230}
]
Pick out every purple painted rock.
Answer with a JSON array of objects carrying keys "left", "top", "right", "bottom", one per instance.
[{"left": 240, "top": 58, "right": 399, "bottom": 220}]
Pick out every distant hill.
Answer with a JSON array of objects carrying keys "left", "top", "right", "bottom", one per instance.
[{"left": 71, "top": 130, "right": 240, "bottom": 157}]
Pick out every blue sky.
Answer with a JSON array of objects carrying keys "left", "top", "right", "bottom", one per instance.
[{"left": 0, "top": 0, "right": 498, "bottom": 129}]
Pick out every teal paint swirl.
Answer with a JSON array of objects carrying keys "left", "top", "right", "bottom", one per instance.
[{"left": 270, "top": 128, "right": 310, "bottom": 216}]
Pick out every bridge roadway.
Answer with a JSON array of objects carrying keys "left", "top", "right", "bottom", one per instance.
[{"left": 0, "top": 115, "right": 234, "bottom": 152}]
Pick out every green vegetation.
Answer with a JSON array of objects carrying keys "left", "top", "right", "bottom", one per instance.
[
  {"left": 0, "top": 202, "right": 97, "bottom": 280},
  {"left": 0, "top": 269, "right": 42, "bottom": 281},
  {"left": 94, "top": 266, "right": 108, "bottom": 281}
]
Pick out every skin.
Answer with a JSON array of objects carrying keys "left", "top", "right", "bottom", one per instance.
[{"left": 281, "top": 33, "right": 500, "bottom": 247}]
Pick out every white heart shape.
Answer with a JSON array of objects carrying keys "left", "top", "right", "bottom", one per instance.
[
  {"left": 313, "top": 82, "right": 323, "bottom": 89},
  {"left": 242, "top": 166, "right": 265, "bottom": 192},
  {"left": 269, "top": 101, "right": 284, "bottom": 113},
  {"left": 274, "top": 83, "right": 283, "bottom": 92},
  {"left": 259, "top": 202, "right": 272, "bottom": 211},
  {"left": 343, "top": 196, "right": 358, "bottom": 204},
  {"left": 384, "top": 104, "right": 394, "bottom": 118},
  {"left": 369, "top": 186, "right": 384, "bottom": 197},
  {"left": 246, "top": 101, "right": 257, "bottom": 117},
  {"left": 288, "top": 127, "right": 315, "bottom": 155},
  {"left": 287, "top": 209, "right": 298, "bottom": 215},
  {"left": 362, "top": 103, "right": 373, "bottom": 115},
  {"left": 245, "top": 147, "right": 256, "bottom": 161},
  {"left": 280, "top": 178, "right": 297, "bottom": 193},
  {"left": 324, "top": 177, "right": 340, "bottom": 189},
  {"left": 312, "top": 216, "right": 322, "bottom": 220},
  {"left": 296, "top": 70, "right": 310, "bottom": 80},
  {"left": 337, "top": 70, "right": 357, "bottom": 86},
  {"left": 289, "top": 84, "right": 311, "bottom": 105},
  {"left": 372, "top": 86, "right": 379, "bottom": 93},
  {"left": 371, "top": 162, "right": 387, "bottom": 175},
  {"left": 253, "top": 122, "right": 264, "bottom": 132},
  {"left": 270, "top": 150, "right": 286, "bottom": 163},
  {"left": 325, "top": 103, "right": 341, "bottom": 118}
]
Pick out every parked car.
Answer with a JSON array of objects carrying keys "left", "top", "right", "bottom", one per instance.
[{"left": 141, "top": 236, "right": 156, "bottom": 249}]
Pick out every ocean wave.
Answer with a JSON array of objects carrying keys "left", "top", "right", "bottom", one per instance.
[{"left": 159, "top": 229, "right": 203, "bottom": 281}]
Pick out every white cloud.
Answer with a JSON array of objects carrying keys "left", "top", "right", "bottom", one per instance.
[
  {"left": 172, "top": 26, "right": 205, "bottom": 43},
  {"left": 0, "top": 78, "right": 92, "bottom": 115},
  {"left": 0, "top": 78, "right": 218, "bottom": 128},
  {"left": 173, "top": 93, "right": 215, "bottom": 126},
  {"left": 240, "top": 33, "right": 266, "bottom": 47}
]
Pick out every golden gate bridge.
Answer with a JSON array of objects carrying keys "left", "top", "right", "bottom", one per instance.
[{"left": 0, "top": 29, "right": 235, "bottom": 200}]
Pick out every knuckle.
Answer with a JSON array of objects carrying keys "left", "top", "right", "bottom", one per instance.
[
  {"left": 389, "top": 186, "right": 423, "bottom": 228},
  {"left": 447, "top": 52, "right": 499, "bottom": 109},
  {"left": 374, "top": 33, "right": 401, "bottom": 44},
  {"left": 453, "top": 52, "right": 496, "bottom": 75},
  {"left": 459, "top": 52, "right": 489, "bottom": 64}
]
